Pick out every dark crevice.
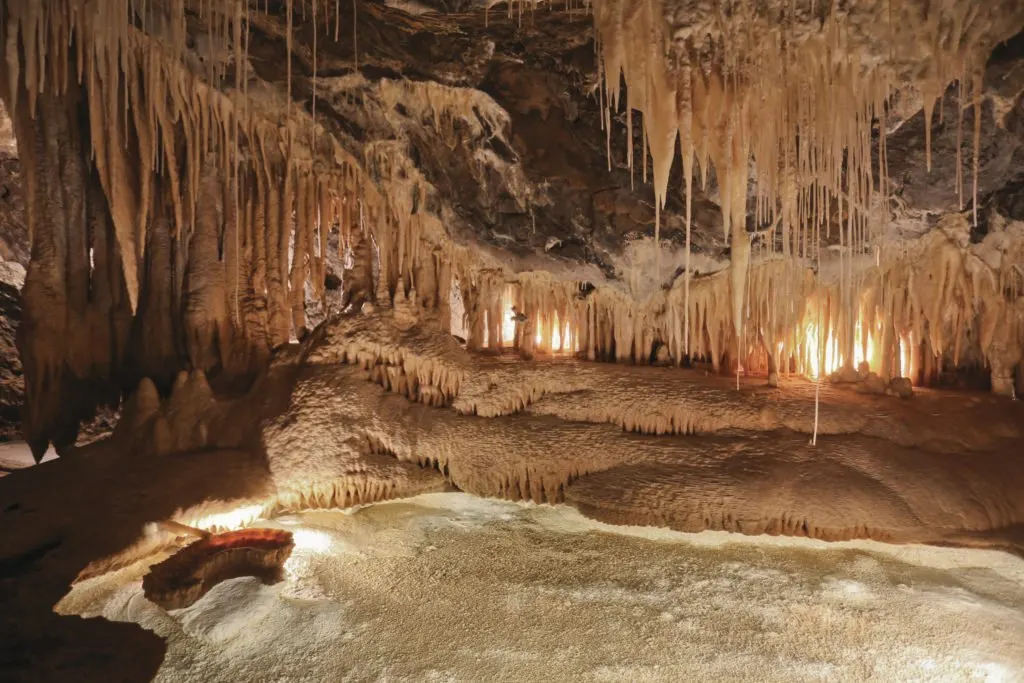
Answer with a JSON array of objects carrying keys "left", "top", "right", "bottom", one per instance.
[{"left": 989, "top": 29, "right": 1024, "bottom": 64}]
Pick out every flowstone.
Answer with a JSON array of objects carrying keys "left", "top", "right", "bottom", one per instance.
[{"left": 254, "top": 307, "right": 1024, "bottom": 547}]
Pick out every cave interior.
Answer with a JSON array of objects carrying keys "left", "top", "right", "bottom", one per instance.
[{"left": 1, "top": 0, "right": 1024, "bottom": 680}]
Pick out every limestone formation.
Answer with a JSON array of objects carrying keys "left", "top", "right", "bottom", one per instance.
[{"left": 0, "top": 0, "right": 1019, "bottom": 454}]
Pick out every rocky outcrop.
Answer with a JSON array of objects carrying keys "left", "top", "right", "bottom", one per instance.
[
  {"left": 2, "top": 293, "right": 1023, "bottom": 682},
  {"left": 141, "top": 528, "right": 294, "bottom": 610},
  {"left": 0, "top": 102, "right": 120, "bottom": 449}
]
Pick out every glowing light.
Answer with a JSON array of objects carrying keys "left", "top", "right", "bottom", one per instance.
[
  {"left": 501, "top": 302, "right": 516, "bottom": 345},
  {"left": 798, "top": 302, "right": 915, "bottom": 383},
  {"left": 900, "top": 332, "right": 915, "bottom": 380},
  {"left": 803, "top": 320, "right": 840, "bottom": 380},
  {"left": 483, "top": 289, "right": 576, "bottom": 355},
  {"left": 551, "top": 311, "right": 563, "bottom": 351},
  {"left": 852, "top": 317, "right": 877, "bottom": 371},
  {"left": 292, "top": 528, "right": 332, "bottom": 553},
  {"left": 187, "top": 504, "right": 265, "bottom": 532}
]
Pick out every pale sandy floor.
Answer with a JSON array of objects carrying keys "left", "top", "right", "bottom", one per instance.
[{"left": 59, "top": 493, "right": 1024, "bottom": 682}]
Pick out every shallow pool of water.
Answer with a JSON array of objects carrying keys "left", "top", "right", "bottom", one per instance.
[{"left": 59, "top": 493, "right": 1024, "bottom": 682}]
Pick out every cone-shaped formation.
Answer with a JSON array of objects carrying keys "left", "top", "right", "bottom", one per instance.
[
  {"left": 0, "top": 0, "right": 470, "bottom": 452},
  {"left": 590, "top": 0, "right": 1024, "bottom": 384}
]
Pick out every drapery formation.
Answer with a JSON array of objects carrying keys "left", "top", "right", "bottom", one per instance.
[{"left": 589, "top": 0, "right": 1024, "bottom": 383}]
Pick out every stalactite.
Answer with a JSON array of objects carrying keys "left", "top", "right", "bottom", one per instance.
[
  {"left": 341, "top": 231, "right": 375, "bottom": 312},
  {"left": 3, "top": 66, "right": 135, "bottom": 456},
  {"left": 972, "top": 71, "right": 983, "bottom": 229},
  {"left": 265, "top": 170, "right": 292, "bottom": 347},
  {"left": 289, "top": 172, "right": 311, "bottom": 338},
  {"left": 240, "top": 173, "right": 271, "bottom": 365},
  {"left": 579, "top": 0, "right": 1021, "bottom": 383},
  {"left": 1, "top": 0, "right": 1022, "bottom": 455},
  {"left": 184, "top": 161, "right": 232, "bottom": 373}
]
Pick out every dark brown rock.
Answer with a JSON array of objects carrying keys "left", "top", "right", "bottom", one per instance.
[
  {"left": 143, "top": 528, "right": 294, "bottom": 611},
  {"left": 888, "top": 377, "right": 915, "bottom": 399}
]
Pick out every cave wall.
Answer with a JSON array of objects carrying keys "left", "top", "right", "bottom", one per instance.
[{"left": 0, "top": 102, "right": 25, "bottom": 442}]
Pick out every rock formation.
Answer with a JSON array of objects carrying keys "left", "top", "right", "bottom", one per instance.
[
  {"left": 142, "top": 527, "right": 294, "bottom": 610},
  {"left": 0, "top": 0, "right": 1021, "bottom": 456},
  {"left": 1, "top": 1, "right": 1024, "bottom": 680}
]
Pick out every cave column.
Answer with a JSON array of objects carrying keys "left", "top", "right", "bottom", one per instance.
[
  {"left": 987, "top": 305, "right": 1021, "bottom": 398},
  {"left": 989, "top": 347, "right": 1020, "bottom": 398},
  {"left": 3, "top": 76, "right": 133, "bottom": 456},
  {"left": 879, "top": 317, "right": 895, "bottom": 382}
]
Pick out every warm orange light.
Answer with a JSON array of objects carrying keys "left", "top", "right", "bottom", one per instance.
[
  {"left": 800, "top": 305, "right": 912, "bottom": 383},
  {"left": 185, "top": 504, "right": 265, "bottom": 532},
  {"left": 551, "top": 311, "right": 563, "bottom": 351},
  {"left": 502, "top": 302, "right": 516, "bottom": 345},
  {"left": 803, "top": 320, "right": 841, "bottom": 379},
  {"left": 531, "top": 310, "right": 574, "bottom": 355},
  {"left": 900, "top": 332, "right": 915, "bottom": 380}
]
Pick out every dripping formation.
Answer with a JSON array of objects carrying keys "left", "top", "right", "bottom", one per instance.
[
  {"left": 0, "top": 0, "right": 455, "bottom": 455},
  {"left": 589, "top": 0, "right": 1024, "bottom": 387}
]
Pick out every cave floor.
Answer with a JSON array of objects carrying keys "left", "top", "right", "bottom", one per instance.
[
  {"left": 0, "top": 443, "right": 271, "bottom": 682},
  {"left": 2, "top": 367, "right": 1024, "bottom": 682},
  {"left": 57, "top": 493, "right": 1024, "bottom": 682},
  {"left": 0, "top": 441, "right": 56, "bottom": 476}
]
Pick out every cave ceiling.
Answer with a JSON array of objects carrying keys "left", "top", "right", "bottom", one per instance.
[
  {"left": 0, "top": 0, "right": 1020, "bottom": 282},
  {"left": 139, "top": 0, "right": 1024, "bottom": 288}
]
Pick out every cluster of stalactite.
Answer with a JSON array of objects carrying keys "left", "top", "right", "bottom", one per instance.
[
  {"left": 460, "top": 215, "right": 1024, "bottom": 396},
  {"left": 458, "top": 0, "right": 1024, "bottom": 393},
  {"left": 453, "top": 0, "right": 1023, "bottom": 396},
  {"left": 589, "top": 0, "right": 1024, "bottom": 383},
  {"left": 3, "top": 0, "right": 1023, "bottom": 457},
  {"left": 0, "top": 0, "right": 458, "bottom": 456}
]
